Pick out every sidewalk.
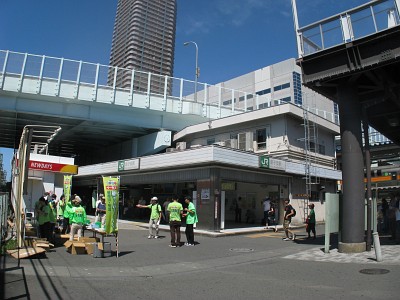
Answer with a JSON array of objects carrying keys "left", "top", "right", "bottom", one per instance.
[{"left": 113, "top": 216, "right": 287, "bottom": 237}]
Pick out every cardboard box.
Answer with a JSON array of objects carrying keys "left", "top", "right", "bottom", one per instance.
[
  {"left": 79, "top": 237, "right": 100, "bottom": 243},
  {"left": 25, "top": 227, "right": 37, "bottom": 237},
  {"left": 64, "top": 240, "right": 87, "bottom": 255},
  {"left": 85, "top": 242, "right": 96, "bottom": 255}
]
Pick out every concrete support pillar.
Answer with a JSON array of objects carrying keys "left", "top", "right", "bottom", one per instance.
[
  {"left": 210, "top": 168, "right": 221, "bottom": 232},
  {"left": 337, "top": 84, "right": 366, "bottom": 253}
]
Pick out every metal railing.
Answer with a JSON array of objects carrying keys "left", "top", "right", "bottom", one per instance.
[
  {"left": 0, "top": 49, "right": 339, "bottom": 123},
  {"left": 296, "top": 0, "right": 400, "bottom": 57}
]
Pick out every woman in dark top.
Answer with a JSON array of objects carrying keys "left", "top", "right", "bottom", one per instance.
[{"left": 306, "top": 203, "right": 316, "bottom": 239}]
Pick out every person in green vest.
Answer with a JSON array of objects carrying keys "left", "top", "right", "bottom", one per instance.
[
  {"left": 183, "top": 196, "right": 198, "bottom": 246},
  {"left": 69, "top": 195, "right": 87, "bottom": 241},
  {"left": 37, "top": 196, "right": 51, "bottom": 241},
  {"left": 167, "top": 195, "right": 183, "bottom": 248},
  {"left": 136, "top": 196, "right": 162, "bottom": 239},
  {"left": 62, "top": 196, "right": 73, "bottom": 234}
]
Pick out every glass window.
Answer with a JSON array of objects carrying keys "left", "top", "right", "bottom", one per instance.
[
  {"left": 256, "top": 88, "right": 271, "bottom": 96},
  {"left": 223, "top": 99, "right": 232, "bottom": 105},
  {"left": 274, "top": 85, "right": 282, "bottom": 91},
  {"left": 256, "top": 128, "right": 267, "bottom": 150},
  {"left": 207, "top": 138, "right": 215, "bottom": 145}
]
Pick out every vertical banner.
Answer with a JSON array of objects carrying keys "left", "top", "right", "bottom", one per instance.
[
  {"left": 63, "top": 175, "right": 72, "bottom": 203},
  {"left": 103, "top": 176, "right": 119, "bottom": 234}
]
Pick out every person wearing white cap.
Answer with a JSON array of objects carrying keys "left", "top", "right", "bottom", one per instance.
[
  {"left": 136, "top": 196, "right": 162, "bottom": 239},
  {"left": 69, "top": 195, "right": 87, "bottom": 241}
]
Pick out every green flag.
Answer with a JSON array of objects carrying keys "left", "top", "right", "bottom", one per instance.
[
  {"left": 103, "top": 176, "right": 119, "bottom": 234},
  {"left": 63, "top": 175, "right": 72, "bottom": 203}
]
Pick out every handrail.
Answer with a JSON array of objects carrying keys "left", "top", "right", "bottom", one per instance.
[
  {"left": 0, "top": 49, "right": 340, "bottom": 124},
  {"left": 296, "top": 0, "right": 400, "bottom": 57}
]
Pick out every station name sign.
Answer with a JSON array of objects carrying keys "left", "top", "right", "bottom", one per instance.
[
  {"left": 118, "top": 158, "right": 140, "bottom": 172},
  {"left": 259, "top": 155, "right": 286, "bottom": 171}
]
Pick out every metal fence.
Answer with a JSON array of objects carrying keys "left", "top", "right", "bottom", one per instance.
[{"left": 297, "top": 0, "right": 400, "bottom": 57}]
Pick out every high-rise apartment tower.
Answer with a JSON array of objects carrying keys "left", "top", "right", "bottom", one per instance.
[{"left": 109, "top": 0, "right": 177, "bottom": 93}]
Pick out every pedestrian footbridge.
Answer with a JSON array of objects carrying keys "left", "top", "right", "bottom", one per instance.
[{"left": 0, "top": 50, "right": 336, "bottom": 158}]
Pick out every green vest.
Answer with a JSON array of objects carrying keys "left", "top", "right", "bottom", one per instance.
[
  {"left": 57, "top": 200, "right": 65, "bottom": 216},
  {"left": 38, "top": 205, "right": 50, "bottom": 225},
  {"left": 63, "top": 202, "right": 73, "bottom": 218},
  {"left": 49, "top": 202, "right": 57, "bottom": 223},
  {"left": 70, "top": 205, "right": 86, "bottom": 224},
  {"left": 167, "top": 201, "right": 183, "bottom": 222}
]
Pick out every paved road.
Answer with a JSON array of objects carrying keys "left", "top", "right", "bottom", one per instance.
[{"left": 1, "top": 224, "right": 399, "bottom": 300}]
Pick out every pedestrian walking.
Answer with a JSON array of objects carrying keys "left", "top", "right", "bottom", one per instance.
[
  {"left": 283, "top": 199, "right": 296, "bottom": 241},
  {"left": 306, "top": 203, "right": 316, "bottom": 239},
  {"left": 183, "top": 196, "right": 198, "bottom": 246},
  {"left": 167, "top": 195, "right": 183, "bottom": 247},
  {"left": 262, "top": 197, "right": 271, "bottom": 228},
  {"left": 136, "top": 196, "right": 162, "bottom": 239}
]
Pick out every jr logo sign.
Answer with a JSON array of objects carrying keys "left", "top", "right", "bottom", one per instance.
[{"left": 259, "top": 156, "right": 269, "bottom": 168}]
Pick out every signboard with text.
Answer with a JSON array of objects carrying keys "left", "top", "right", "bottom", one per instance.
[
  {"left": 259, "top": 155, "right": 286, "bottom": 171},
  {"left": 26, "top": 160, "right": 78, "bottom": 174},
  {"left": 118, "top": 159, "right": 140, "bottom": 172}
]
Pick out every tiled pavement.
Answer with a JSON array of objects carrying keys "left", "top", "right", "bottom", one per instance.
[{"left": 283, "top": 245, "right": 400, "bottom": 265}]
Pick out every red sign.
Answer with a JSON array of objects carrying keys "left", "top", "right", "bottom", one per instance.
[{"left": 28, "top": 160, "right": 78, "bottom": 174}]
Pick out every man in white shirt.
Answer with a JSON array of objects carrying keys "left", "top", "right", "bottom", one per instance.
[{"left": 262, "top": 197, "right": 271, "bottom": 228}]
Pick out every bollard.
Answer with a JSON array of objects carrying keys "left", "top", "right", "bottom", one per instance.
[{"left": 372, "top": 232, "right": 382, "bottom": 262}]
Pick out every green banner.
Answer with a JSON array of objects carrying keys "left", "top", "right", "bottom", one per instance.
[
  {"left": 63, "top": 175, "right": 72, "bottom": 203},
  {"left": 103, "top": 176, "right": 119, "bottom": 234}
]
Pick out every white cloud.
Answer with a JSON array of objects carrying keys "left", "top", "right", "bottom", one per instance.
[
  {"left": 184, "top": 19, "right": 211, "bottom": 35},
  {"left": 215, "top": 0, "right": 274, "bottom": 26}
]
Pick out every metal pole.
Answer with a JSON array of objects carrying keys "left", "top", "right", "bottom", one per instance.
[
  {"left": 362, "top": 106, "right": 372, "bottom": 251},
  {"left": 184, "top": 41, "right": 199, "bottom": 102},
  {"left": 291, "top": 0, "right": 303, "bottom": 57}
]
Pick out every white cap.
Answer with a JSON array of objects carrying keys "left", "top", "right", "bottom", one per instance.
[
  {"left": 72, "top": 195, "right": 82, "bottom": 203},
  {"left": 151, "top": 196, "right": 158, "bottom": 201}
]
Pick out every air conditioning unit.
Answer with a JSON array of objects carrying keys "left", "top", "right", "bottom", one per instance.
[
  {"left": 224, "top": 139, "right": 238, "bottom": 148},
  {"left": 176, "top": 142, "right": 186, "bottom": 150},
  {"left": 238, "top": 132, "right": 253, "bottom": 151}
]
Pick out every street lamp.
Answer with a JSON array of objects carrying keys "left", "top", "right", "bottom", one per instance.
[{"left": 184, "top": 41, "right": 199, "bottom": 102}]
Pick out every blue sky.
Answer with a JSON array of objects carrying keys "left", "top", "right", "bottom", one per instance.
[{"left": 0, "top": 0, "right": 367, "bottom": 179}]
